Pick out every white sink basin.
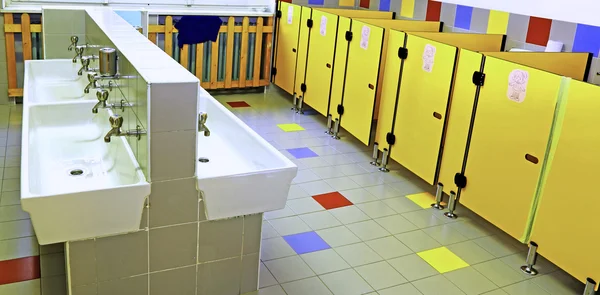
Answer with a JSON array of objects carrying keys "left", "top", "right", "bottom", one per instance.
[
  {"left": 25, "top": 59, "right": 95, "bottom": 104},
  {"left": 197, "top": 88, "right": 297, "bottom": 220},
  {"left": 22, "top": 101, "right": 150, "bottom": 244}
]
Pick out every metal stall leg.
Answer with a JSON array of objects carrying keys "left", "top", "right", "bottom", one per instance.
[
  {"left": 432, "top": 183, "right": 445, "bottom": 210},
  {"left": 298, "top": 95, "right": 304, "bottom": 114},
  {"left": 325, "top": 114, "right": 333, "bottom": 135},
  {"left": 520, "top": 242, "right": 539, "bottom": 275},
  {"left": 370, "top": 143, "right": 380, "bottom": 166},
  {"left": 379, "top": 148, "right": 390, "bottom": 172},
  {"left": 583, "top": 278, "right": 597, "bottom": 295},
  {"left": 332, "top": 118, "right": 340, "bottom": 139},
  {"left": 292, "top": 93, "right": 298, "bottom": 112},
  {"left": 444, "top": 191, "right": 458, "bottom": 219}
]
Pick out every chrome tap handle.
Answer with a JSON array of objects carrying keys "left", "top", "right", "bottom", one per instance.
[
  {"left": 109, "top": 114, "right": 124, "bottom": 128},
  {"left": 73, "top": 47, "right": 83, "bottom": 63},
  {"left": 96, "top": 89, "right": 109, "bottom": 103},
  {"left": 77, "top": 58, "right": 91, "bottom": 76},
  {"left": 68, "top": 36, "right": 79, "bottom": 51}
]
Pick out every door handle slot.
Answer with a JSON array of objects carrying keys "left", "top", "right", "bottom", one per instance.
[
  {"left": 525, "top": 154, "right": 539, "bottom": 164},
  {"left": 433, "top": 112, "right": 442, "bottom": 120}
]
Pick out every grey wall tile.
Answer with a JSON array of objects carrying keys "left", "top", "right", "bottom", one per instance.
[
  {"left": 68, "top": 239, "right": 97, "bottom": 287},
  {"left": 504, "top": 39, "right": 526, "bottom": 51},
  {"left": 149, "top": 178, "right": 199, "bottom": 228},
  {"left": 150, "top": 223, "right": 197, "bottom": 272},
  {"left": 549, "top": 20, "right": 577, "bottom": 52},
  {"left": 197, "top": 257, "right": 242, "bottom": 295},
  {"left": 96, "top": 231, "right": 148, "bottom": 281},
  {"left": 98, "top": 275, "right": 148, "bottom": 295},
  {"left": 470, "top": 8, "right": 490, "bottom": 33},
  {"left": 413, "top": 0, "right": 428, "bottom": 21},
  {"left": 588, "top": 58, "right": 600, "bottom": 85},
  {"left": 40, "top": 243, "right": 64, "bottom": 255},
  {"left": 149, "top": 130, "right": 196, "bottom": 182},
  {"left": 506, "top": 14, "right": 530, "bottom": 42},
  {"left": 41, "top": 275, "right": 67, "bottom": 295},
  {"left": 369, "top": 0, "right": 380, "bottom": 11},
  {"left": 198, "top": 194, "right": 207, "bottom": 222},
  {"left": 440, "top": 3, "right": 456, "bottom": 27},
  {"left": 149, "top": 82, "right": 198, "bottom": 133},
  {"left": 240, "top": 253, "right": 260, "bottom": 294},
  {"left": 243, "top": 214, "right": 262, "bottom": 255},
  {"left": 41, "top": 253, "right": 65, "bottom": 277},
  {"left": 72, "top": 284, "right": 97, "bottom": 295},
  {"left": 139, "top": 205, "right": 148, "bottom": 230},
  {"left": 524, "top": 43, "right": 546, "bottom": 51},
  {"left": 198, "top": 217, "right": 243, "bottom": 263},
  {"left": 390, "top": 0, "right": 402, "bottom": 17},
  {"left": 150, "top": 266, "right": 196, "bottom": 295}
]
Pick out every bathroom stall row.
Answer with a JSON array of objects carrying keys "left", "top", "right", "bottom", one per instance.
[{"left": 272, "top": 1, "right": 600, "bottom": 291}]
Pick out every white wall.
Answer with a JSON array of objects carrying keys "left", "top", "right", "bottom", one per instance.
[{"left": 434, "top": 0, "right": 600, "bottom": 27}]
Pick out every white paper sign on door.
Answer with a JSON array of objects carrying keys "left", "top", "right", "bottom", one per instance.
[
  {"left": 507, "top": 69, "right": 529, "bottom": 103},
  {"left": 422, "top": 44, "right": 436, "bottom": 73},
  {"left": 320, "top": 16, "right": 327, "bottom": 36},
  {"left": 287, "top": 6, "right": 294, "bottom": 24},
  {"left": 360, "top": 25, "right": 370, "bottom": 50}
]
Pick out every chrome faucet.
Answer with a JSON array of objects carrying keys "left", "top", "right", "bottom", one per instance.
[
  {"left": 68, "top": 36, "right": 78, "bottom": 52},
  {"left": 198, "top": 112, "right": 210, "bottom": 137},
  {"left": 72, "top": 43, "right": 103, "bottom": 63},
  {"left": 78, "top": 56, "right": 99, "bottom": 76},
  {"left": 104, "top": 114, "right": 146, "bottom": 143},
  {"left": 84, "top": 73, "right": 100, "bottom": 94},
  {"left": 92, "top": 90, "right": 109, "bottom": 114},
  {"left": 85, "top": 73, "right": 119, "bottom": 94}
]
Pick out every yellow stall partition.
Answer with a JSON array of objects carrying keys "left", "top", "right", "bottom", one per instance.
[
  {"left": 459, "top": 56, "right": 563, "bottom": 242},
  {"left": 435, "top": 49, "right": 483, "bottom": 194},
  {"left": 316, "top": 8, "right": 395, "bottom": 19},
  {"left": 529, "top": 79, "right": 600, "bottom": 284},
  {"left": 293, "top": 6, "right": 312, "bottom": 97},
  {"left": 328, "top": 16, "right": 352, "bottom": 122},
  {"left": 339, "top": 20, "right": 385, "bottom": 145},
  {"left": 273, "top": 2, "right": 303, "bottom": 95},
  {"left": 302, "top": 10, "right": 341, "bottom": 116}
]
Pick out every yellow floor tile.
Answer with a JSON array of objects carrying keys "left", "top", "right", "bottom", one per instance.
[
  {"left": 277, "top": 123, "right": 305, "bottom": 132},
  {"left": 406, "top": 192, "right": 446, "bottom": 209},
  {"left": 417, "top": 247, "right": 469, "bottom": 273}
]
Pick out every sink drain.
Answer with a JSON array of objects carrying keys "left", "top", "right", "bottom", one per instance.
[
  {"left": 198, "top": 157, "right": 210, "bottom": 163},
  {"left": 69, "top": 169, "right": 84, "bottom": 176}
]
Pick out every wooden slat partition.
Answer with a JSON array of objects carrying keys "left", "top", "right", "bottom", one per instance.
[{"left": 3, "top": 13, "right": 274, "bottom": 98}]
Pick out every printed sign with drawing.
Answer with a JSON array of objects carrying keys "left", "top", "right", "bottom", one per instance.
[
  {"left": 320, "top": 16, "right": 327, "bottom": 36},
  {"left": 422, "top": 44, "right": 436, "bottom": 73},
  {"left": 360, "top": 25, "right": 370, "bottom": 50},
  {"left": 287, "top": 6, "right": 294, "bottom": 24},
  {"left": 507, "top": 69, "right": 529, "bottom": 103}
]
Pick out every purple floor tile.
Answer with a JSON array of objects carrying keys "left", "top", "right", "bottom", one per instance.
[
  {"left": 283, "top": 232, "right": 331, "bottom": 254},
  {"left": 287, "top": 147, "right": 318, "bottom": 159}
]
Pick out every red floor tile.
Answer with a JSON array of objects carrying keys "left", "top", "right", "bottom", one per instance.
[
  {"left": 0, "top": 256, "right": 40, "bottom": 285},
  {"left": 227, "top": 101, "right": 251, "bottom": 108},
  {"left": 313, "top": 192, "right": 353, "bottom": 210}
]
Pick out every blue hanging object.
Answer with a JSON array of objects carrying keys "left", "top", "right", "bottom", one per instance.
[{"left": 174, "top": 15, "right": 222, "bottom": 48}]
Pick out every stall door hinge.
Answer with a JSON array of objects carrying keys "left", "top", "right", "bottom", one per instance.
[
  {"left": 472, "top": 71, "right": 485, "bottom": 86},
  {"left": 398, "top": 47, "right": 408, "bottom": 59},
  {"left": 345, "top": 31, "right": 353, "bottom": 41},
  {"left": 386, "top": 132, "right": 396, "bottom": 145},
  {"left": 276, "top": 10, "right": 282, "bottom": 18},
  {"left": 307, "top": 19, "right": 313, "bottom": 28},
  {"left": 337, "top": 104, "right": 344, "bottom": 115},
  {"left": 454, "top": 173, "right": 467, "bottom": 189},
  {"left": 301, "top": 83, "right": 307, "bottom": 92}
]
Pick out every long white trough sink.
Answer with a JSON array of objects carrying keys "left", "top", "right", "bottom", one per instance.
[
  {"left": 22, "top": 101, "right": 150, "bottom": 244},
  {"left": 197, "top": 88, "right": 297, "bottom": 220},
  {"left": 25, "top": 59, "right": 95, "bottom": 104}
]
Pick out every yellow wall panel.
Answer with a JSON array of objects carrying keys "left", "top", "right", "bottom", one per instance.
[
  {"left": 390, "top": 35, "right": 457, "bottom": 185},
  {"left": 294, "top": 7, "right": 312, "bottom": 96},
  {"left": 303, "top": 11, "right": 339, "bottom": 116},
  {"left": 375, "top": 30, "right": 406, "bottom": 152},
  {"left": 317, "top": 8, "right": 394, "bottom": 19},
  {"left": 437, "top": 49, "right": 483, "bottom": 195},
  {"left": 530, "top": 80, "right": 600, "bottom": 283},
  {"left": 274, "top": 2, "right": 302, "bottom": 95},
  {"left": 400, "top": 0, "right": 415, "bottom": 18},
  {"left": 460, "top": 57, "right": 561, "bottom": 241},
  {"left": 340, "top": 21, "right": 384, "bottom": 145},
  {"left": 487, "top": 10, "right": 509, "bottom": 34},
  {"left": 329, "top": 17, "right": 352, "bottom": 119},
  {"left": 338, "top": 0, "right": 354, "bottom": 7},
  {"left": 482, "top": 52, "right": 591, "bottom": 81}
]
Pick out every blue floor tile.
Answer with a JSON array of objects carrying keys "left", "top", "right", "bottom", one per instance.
[
  {"left": 283, "top": 231, "right": 331, "bottom": 254},
  {"left": 287, "top": 147, "right": 318, "bottom": 159}
]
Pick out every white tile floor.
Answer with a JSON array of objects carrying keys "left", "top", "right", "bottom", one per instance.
[{"left": 215, "top": 87, "right": 587, "bottom": 295}]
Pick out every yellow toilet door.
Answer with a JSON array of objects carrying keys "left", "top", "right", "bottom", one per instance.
[
  {"left": 273, "top": 2, "right": 302, "bottom": 95},
  {"left": 460, "top": 56, "right": 562, "bottom": 241},
  {"left": 328, "top": 16, "right": 351, "bottom": 119},
  {"left": 294, "top": 7, "right": 312, "bottom": 96},
  {"left": 302, "top": 11, "right": 339, "bottom": 116},
  {"left": 389, "top": 35, "right": 457, "bottom": 185},
  {"left": 374, "top": 30, "right": 406, "bottom": 152},
  {"left": 340, "top": 20, "right": 384, "bottom": 146}
]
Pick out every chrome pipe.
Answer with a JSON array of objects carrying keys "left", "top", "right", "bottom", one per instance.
[
  {"left": 432, "top": 183, "right": 445, "bottom": 210},
  {"left": 370, "top": 143, "right": 380, "bottom": 166},
  {"left": 444, "top": 191, "right": 458, "bottom": 219},
  {"left": 332, "top": 118, "right": 340, "bottom": 140},
  {"left": 520, "top": 242, "right": 539, "bottom": 275},
  {"left": 583, "top": 278, "right": 597, "bottom": 295},
  {"left": 379, "top": 148, "right": 390, "bottom": 172}
]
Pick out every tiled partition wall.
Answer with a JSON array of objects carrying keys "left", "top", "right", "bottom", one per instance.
[
  {"left": 41, "top": 8, "right": 263, "bottom": 295},
  {"left": 42, "top": 9, "right": 86, "bottom": 60},
  {"left": 291, "top": 0, "right": 600, "bottom": 84}
]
